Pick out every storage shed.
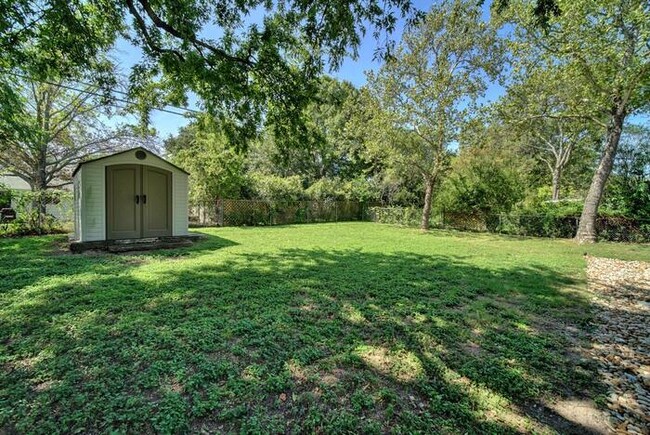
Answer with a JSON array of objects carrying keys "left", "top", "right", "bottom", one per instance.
[{"left": 71, "top": 147, "right": 190, "bottom": 246}]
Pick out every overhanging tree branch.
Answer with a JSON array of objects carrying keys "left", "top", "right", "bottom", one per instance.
[{"left": 131, "top": 0, "right": 254, "bottom": 68}]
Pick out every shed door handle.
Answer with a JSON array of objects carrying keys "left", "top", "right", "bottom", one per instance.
[
  {"left": 135, "top": 194, "right": 140, "bottom": 204},
  {"left": 142, "top": 194, "right": 147, "bottom": 204}
]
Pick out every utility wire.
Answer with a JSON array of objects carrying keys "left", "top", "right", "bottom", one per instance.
[{"left": 1, "top": 70, "right": 203, "bottom": 117}]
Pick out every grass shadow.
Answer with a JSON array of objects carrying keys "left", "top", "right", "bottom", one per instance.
[
  {"left": 0, "top": 234, "right": 237, "bottom": 294},
  {"left": 1, "top": 242, "right": 605, "bottom": 433}
]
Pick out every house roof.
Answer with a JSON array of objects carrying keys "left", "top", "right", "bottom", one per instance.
[
  {"left": 72, "top": 147, "right": 190, "bottom": 176},
  {"left": 0, "top": 175, "right": 74, "bottom": 191},
  {"left": 0, "top": 175, "right": 30, "bottom": 190}
]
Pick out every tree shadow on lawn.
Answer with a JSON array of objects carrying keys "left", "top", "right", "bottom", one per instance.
[
  {"left": 1, "top": 243, "right": 605, "bottom": 433},
  {"left": 0, "top": 233, "right": 238, "bottom": 294}
]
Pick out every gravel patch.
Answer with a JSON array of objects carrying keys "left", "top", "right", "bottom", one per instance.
[{"left": 586, "top": 256, "right": 650, "bottom": 434}]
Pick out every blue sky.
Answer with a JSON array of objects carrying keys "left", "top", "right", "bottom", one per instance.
[{"left": 110, "top": 0, "right": 504, "bottom": 138}]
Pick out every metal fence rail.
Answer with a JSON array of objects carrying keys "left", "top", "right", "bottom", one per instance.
[
  {"left": 368, "top": 207, "right": 650, "bottom": 243},
  {"left": 190, "top": 199, "right": 367, "bottom": 227}
]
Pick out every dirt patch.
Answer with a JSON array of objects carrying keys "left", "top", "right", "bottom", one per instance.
[
  {"left": 462, "top": 341, "right": 482, "bottom": 357},
  {"left": 286, "top": 359, "right": 308, "bottom": 383},
  {"left": 48, "top": 237, "right": 75, "bottom": 256},
  {"left": 521, "top": 400, "right": 610, "bottom": 435},
  {"left": 33, "top": 380, "right": 57, "bottom": 392},
  {"left": 548, "top": 399, "right": 612, "bottom": 434},
  {"left": 320, "top": 369, "right": 346, "bottom": 386},
  {"left": 354, "top": 345, "right": 424, "bottom": 382},
  {"left": 586, "top": 256, "right": 650, "bottom": 434}
]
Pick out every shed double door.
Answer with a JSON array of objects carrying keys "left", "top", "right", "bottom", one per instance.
[{"left": 106, "top": 165, "right": 172, "bottom": 239}]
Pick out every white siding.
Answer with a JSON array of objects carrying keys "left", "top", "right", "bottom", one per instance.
[
  {"left": 77, "top": 149, "right": 189, "bottom": 241},
  {"left": 173, "top": 172, "right": 189, "bottom": 236},
  {"left": 73, "top": 170, "right": 81, "bottom": 240},
  {"left": 80, "top": 163, "right": 105, "bottom": 241}
]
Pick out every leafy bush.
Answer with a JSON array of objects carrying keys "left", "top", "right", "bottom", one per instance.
[
  {"left": 224, "top": 203, "right": 271, "bottom": 226},
  {"left": 0, "top": 190, "right": 69, "bottom": 237},
  {"left": 517, "top": 194, "right": 584, "bottom": 217},
  {"left": 219, "top": 199, "right": 364, "bottom": 226},
  {"left": 306, "top": 177, "right": 379, "bottom": 202},
  {"left": 437, "top": 147, "right": 524, "bottom": 217},
  {"left": 518, "top": 196, "right": 630, "bottom": 220},
  {"left": 247, "top": 173, "right": 306, "bottom": 201},
  {"left": 0, "top": 183, "right": 11, "bottom": 208},
  {"left": 306, "top": 178, "right": 344, "bottom": 200},
  {"left": 368, "top": 206, "right": 427, "bottom": 227},
  {"left": 172, "top": 129, "right": 247, "bottom": 204},
  {"left": 369, "top": 206, "right": 649, "bottom": 242},
  {"left": 596, "top": 216, "right": 650, "bottom": 243},
  {"left": 600, "top": 126, "right": 650, "bottom": 220},
  {"left": 340, "top": 177, "right": 380, "bottom": 203},
  {"left": 497, "top": 214, "right": 578, "bottom": 238}
]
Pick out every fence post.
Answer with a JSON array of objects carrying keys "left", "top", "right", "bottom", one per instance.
[
  {"left": 268, "top": 201, "right": 273, "bottom": 226},
  {"left": 217, "top": 199, "right": 224, "bottom": 226},
  {"left": 335, "top": 201, "right": 338, "bottom": 222}
]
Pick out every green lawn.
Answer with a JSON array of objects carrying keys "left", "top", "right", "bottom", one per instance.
[{"left": 1, "top": 223, "right": 648, "bottom": 433}]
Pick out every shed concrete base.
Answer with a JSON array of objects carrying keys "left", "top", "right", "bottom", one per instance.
[{"left": 69, "top": 234, "right": 205, "bottom": 253}]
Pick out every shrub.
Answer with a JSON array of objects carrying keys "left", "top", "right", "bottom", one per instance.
[
  {"left": 340, "top": 177, "right": 380, "bottom": 203},
  {"left": 247, "top": 173, "right": 306, "bottom": 201},
  {"left": 306, "top": 178, "right": 344, "bottom": 201},
  {"left": 368, "top": 206, "right": 425, "bottom": 227},
  {"left": 0, "top": 184, "right": 11, "bottom": 208},
  {"left": 0, "top": 190, "right": 69, "bottom": 237}
]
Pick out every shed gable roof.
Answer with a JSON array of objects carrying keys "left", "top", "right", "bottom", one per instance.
[{"left": 72, "top": 147, "right": 189, "bottom": 176}]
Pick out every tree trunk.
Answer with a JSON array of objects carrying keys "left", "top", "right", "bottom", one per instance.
[
  {"left": 421, "top": 177, "right": 434, "bottom": 231},
  {"left": 551, "top": 166, "right": 562, "bottom": 201},
  {"left": 575, "top": 106, "right": 626, "bottom": 243},
  {"left": 31, "top": 146, "right": 49, "bottom": 233}
]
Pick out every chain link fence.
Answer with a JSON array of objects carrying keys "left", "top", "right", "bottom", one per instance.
[
  {"left": 366, "top": 206, "right": 442, "bottom": 228},
  {"left": 188, "top": 202, "right": 649, "bottom": 242},
  {"left": 190, "top": 199, "right": 367, "bottom": 227},
  {"left": 368, "top": 206, "right": 650, "bottom": 243}
]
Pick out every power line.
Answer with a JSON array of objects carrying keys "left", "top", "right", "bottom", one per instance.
[{"left": 1, "top": 70, "right": 203, "bottom": 117}]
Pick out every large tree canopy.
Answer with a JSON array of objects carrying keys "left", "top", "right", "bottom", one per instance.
[
  {"left": 0, "top": 0, "right": 564, "bottom": 141},
  {"left": 168, "top": 124, "right": 246, "bottom": 205},
  {"left": 0, "top": 75, "right": 147, "bottom": 230},
  {"left": 1, "top": 0, "right": 423, "bottom": 140},
  {"left": 249, "top": 77, "right": 370, "bottom": 184}
]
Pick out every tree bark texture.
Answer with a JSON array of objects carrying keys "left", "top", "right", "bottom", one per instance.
[
  {"left": 421, "top": 177, "right": 434, "bottom": 231},
  {"left": 551, "top": 165, "right": 562, "bottom": 201},
  {"left": 575, "top": 107, "right": 626, "bottom": 243}
]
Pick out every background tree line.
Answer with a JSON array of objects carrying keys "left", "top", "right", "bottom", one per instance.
[
  {"left": 165, "top": 73, "right": 649, "bottom": 224},
  {"left": 164, "top": 0, "right": 649, "bottom": 242}
]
